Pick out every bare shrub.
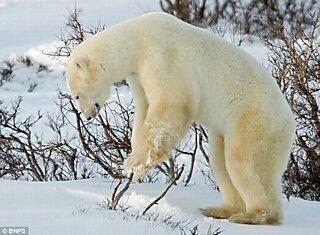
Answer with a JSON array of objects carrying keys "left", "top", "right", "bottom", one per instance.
[
  {"left": 0, "top": 97, "right": 83, "bottom": 181},
  {"left": 57, "top": 91, "right": 133, "bottom": 179},
  {"left": 0, "top": 91, "right": 132, "bottom": 181},
  {"left": 45, "top": 5, "right": 106, "bottom": 60},
  {"left": 160, "top": 0, "right": 238, "bottom": 26},
  {"left": 160, "top": 0, "right": 319, "bottom": 37},
  {"left": 0, "top": 61, "right": 15, "bottom": 87},
  {"left": 262, "top": 14, "right": 320, "bottom": 200},
  {"left": 242, "top": 0, "right": 318, "bottom": 37}
]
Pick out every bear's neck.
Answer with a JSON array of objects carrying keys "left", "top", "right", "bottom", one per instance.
[{"left": 90, "top": 25, "right": 141, "bottom": 83}]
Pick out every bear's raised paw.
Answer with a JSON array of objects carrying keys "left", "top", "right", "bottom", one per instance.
[{"left": 123, "top": 157, "right": 150, "bottom": 181}]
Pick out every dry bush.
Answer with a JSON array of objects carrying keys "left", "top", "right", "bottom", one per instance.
[
  {"left": 45, "top": 5, "right": 106, "bottom": 59},
  {"left": 160, "top": 0, "right": 238, "bottom": 26},
  {"left": 263, "top": 14, "right": 320, "bottom": 201},
  {"left": 0, "top": 90, "right": 131, "bottom": 181},
  {"left": 160, "top": 0, "right": 318, "bottom": 36},
  {"left": 57, "top": 91, "right": 133, "bottom": 179},
  {"left": 0, "top": 61, "right": 15, "bottom": 87},
  {"left": 0, "top": 97, "right": 89, "bottom": 181}
]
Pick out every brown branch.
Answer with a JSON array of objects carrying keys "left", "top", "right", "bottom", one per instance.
[
  {"left": 142, "top": 164, "right": 185, "bottom": 215},
  {"left": 110, "top": 173, "right": 134, "bottom": 210}
]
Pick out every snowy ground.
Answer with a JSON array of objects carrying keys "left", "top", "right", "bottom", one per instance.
[
  {"left": 1, "top": 0, "right": 320, "bottom": 234},
  {"left": 0, "top": 179, "right": 320, "bottom": 235},
  {"left": 1, "top": 179, "right": 320, "bottom": 235}
]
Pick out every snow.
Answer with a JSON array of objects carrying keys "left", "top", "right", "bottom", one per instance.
[
  {"left": 0, "top": 179, "right": 319, "bottom": 235},
  {"left": 0, "top": 0, "right": 320, "bottom": 234}
]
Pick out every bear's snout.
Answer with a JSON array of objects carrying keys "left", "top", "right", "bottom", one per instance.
[
  {"left": 88, "top": 103, "right": 101, "bottom": 120},
  {"left": 80, "top": 103, "right": 101, "bottom": 121}
]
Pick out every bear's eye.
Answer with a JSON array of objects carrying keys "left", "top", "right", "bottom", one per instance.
[
  {"left": 95, "top": 103, "right": 100, "bottom": 108},
  {"left": 75, "top": 95, "right": 79, "bottom": 100}
]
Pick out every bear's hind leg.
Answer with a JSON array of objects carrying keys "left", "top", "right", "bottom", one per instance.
[
  {"left": 224, "top": 139, "right": 284, "bottom": 225},
  {"left": 201, "top": 133, "right": 245, "bottom": 219}
]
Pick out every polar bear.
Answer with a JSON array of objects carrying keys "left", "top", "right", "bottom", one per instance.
[{"left": 66, "top": 12, "right": 296, "bottom": 225}]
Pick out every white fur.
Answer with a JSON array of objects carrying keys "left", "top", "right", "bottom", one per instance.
[{"left": 66, "top": 12, "right": 296, "bottom": 225}]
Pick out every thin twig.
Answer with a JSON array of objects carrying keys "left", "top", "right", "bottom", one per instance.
[
  {"left": 142, "top": 164, "right": 185, "bottom": 215},
  {"left": 111, "top": 172, "right": 134, "bottom": 210},
  {"left": 184, "top": 125, "right": 198, "bottom": 187}
]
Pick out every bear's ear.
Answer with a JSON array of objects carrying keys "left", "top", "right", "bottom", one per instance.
[{"left": 75, "top": 58, "right": 89, "bottom": 70}]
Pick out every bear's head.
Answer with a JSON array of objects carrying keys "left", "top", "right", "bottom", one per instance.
[{"left": 66, "top": 55, "right": 111, "bottom": 121}]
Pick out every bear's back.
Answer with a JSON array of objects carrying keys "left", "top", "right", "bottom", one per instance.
[
  {"left": 133, "top": 12, "right": 214, "bottom": 45},
  {"left": 132, "top": 13, "right": 256, "bottom": 68}
]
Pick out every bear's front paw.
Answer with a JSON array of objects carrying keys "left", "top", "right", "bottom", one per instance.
[{"left": 123, "top": 157, "right": 150, "bottom": 181}]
